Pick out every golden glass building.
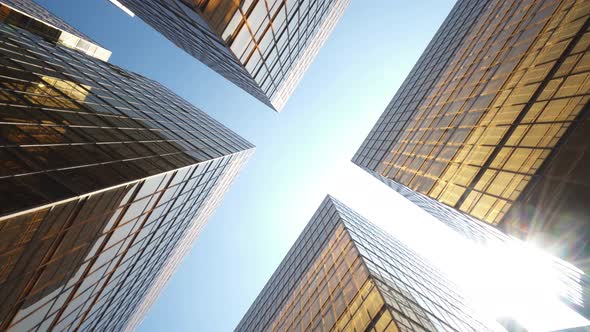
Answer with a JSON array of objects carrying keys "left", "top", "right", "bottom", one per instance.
[
  {"left": 236, "top": 196, "right": 502, "bottom": 332},
  {"left": 0, "top": 1, "right": 253, "bottom": 330},
  {"left": 354, "top": 0, "right": 590, "bottom": 279},
  {"left": 381, "top": 178, "right": 590, "bottom": 321},
  {"left": 113, "top": 0, "right": 350, "bottom": 111}
]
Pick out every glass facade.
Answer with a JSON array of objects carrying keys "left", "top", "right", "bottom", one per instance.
[
  {"left": 375, "top": 176, "right": 590, "bottom": 320},
  {"left": 236, "top": 196, "right": 501, "bottom": 332},
  {"left": 0, "top": 0, "right": 111, "bottom": 60},
  {"left": 353, "top": 0, "right": 590, "bottom": 284},
  {"left": 0, "top": 3, "right": 254, "bottom": 330},
  {"left": 114, "top": 0, "right": 350, "bottom": 111}
]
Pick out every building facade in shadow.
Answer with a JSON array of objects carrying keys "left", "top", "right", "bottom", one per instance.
[{"left": 0, "top": 1, "right": 254, "bottom": 330}]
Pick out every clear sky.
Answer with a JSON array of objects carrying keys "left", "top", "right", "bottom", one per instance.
[{"left": 35, "top": 1, "right": 588, "bottom": 331}]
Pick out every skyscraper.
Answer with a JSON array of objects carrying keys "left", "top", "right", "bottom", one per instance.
[
  {"left": 236, "top": 196, "right": 501, "bottom": 332},
  {"left": 353, "top": 0, "right": 590, "bottom": 279},
  {"left": 0, "top": 1, "right": 254, "bottom": 330},
  {"left": 112, "top": 0, "right": 350, "bottom": 111},
  {"left": 0, "top": 0, "right": 111, "bottom": 60},
  {"left": 380, "top": 178, "right": 589, "bottom": 320}
]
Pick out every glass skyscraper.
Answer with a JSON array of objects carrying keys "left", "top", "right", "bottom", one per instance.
[
  {"left": 112, "top": 0, "right": 350, "bottom": 111},
  {"left": 0, "top": 0, "right": 111, "bottom": 61},
  {"left": 378, "top": 177, "right": 589, "bottom": 321},
  {"left": 354, "top": 0, "right": 590, "bottom": 284},
  {"left": 0, "top": 1, "right": 254, "bottom": 330},
  {"left": 236, "top": 196, "right": 502, "bottom": 332}
]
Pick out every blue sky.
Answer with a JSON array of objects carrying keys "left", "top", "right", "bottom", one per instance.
[{"left": 35, "top": 1, "right": 588, "bottom": 331}]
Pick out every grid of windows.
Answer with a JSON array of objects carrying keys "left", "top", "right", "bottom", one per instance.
[
  {"left": 116, "top": 0, "right": 350, "bottom": 111},
  {"left": 0, "top": 156, "right": 250, "bottom": 331},
  {"left": 0, "top": 0, "right": 95, "bottom": 43},
  {"left": 371, "top": 174, "right": 590, "bottom": 322},
  {"left": 0, "top": 0, "right": 111, "bottom": 60},
  {"left": 219, "top": 0, "right": 350, "bottom": 111},
  {"left": 353, "top": 0, "right": 590, "bottom": 287},
  {"left": 236, "top": 195, "right": 346, "bottom": 331},
  {"left": 116, "top": 0, "right": 270, "bottom": 107},
  {"left": 0, "top": 9, "right": 254, "bottom": 331},
  {"left": 0, "top": 22, "right": 253, "bottom": 218},
  {"left": 265, "top": 224, "right": 387, "bottom": 332},
  {"left": 236, "top": 196, "right": 500, "bottom": 331},
  {"left": 353, "top": 0, "right": 489, "bottom": 172},
  {"left": 333, "top": 198, "right": 500, "bottom": 332}
]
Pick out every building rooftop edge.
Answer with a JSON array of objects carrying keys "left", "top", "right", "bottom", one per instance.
[{"left": 0, "top": 1, "right": 112, "bottom": 61}]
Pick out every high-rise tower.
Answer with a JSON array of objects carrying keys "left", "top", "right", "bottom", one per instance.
[
  {"left": 236, "top": 196, "right": 502, "bottom": 332},
  {"left": 112, "top": 0, "right": 350, "bottom": 111},
  {"left": 0, "top": 1, "right": 254, "bottom": 330},
  {"left": 0, "top": 0, "right": 111, "bottom": 60},
  {"left": 354, "top": 0, "right": 590, "bottom": 283}
]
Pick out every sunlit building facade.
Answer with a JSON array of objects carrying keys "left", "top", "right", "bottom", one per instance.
[
  {"left": 0, "top": 1, "right": 254, "bottom": 331},
  {"left": 379, "top": 177, "right": 590, "bottom": 321},
  {"left": 113, "top": 0, "right": 350, "bottom": 111},
  {"left": 236, "top": 196, "right": 501, "bottom": 332},
  {"left": 354, "top": 0, "right": 590, "bottom": 281}
]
